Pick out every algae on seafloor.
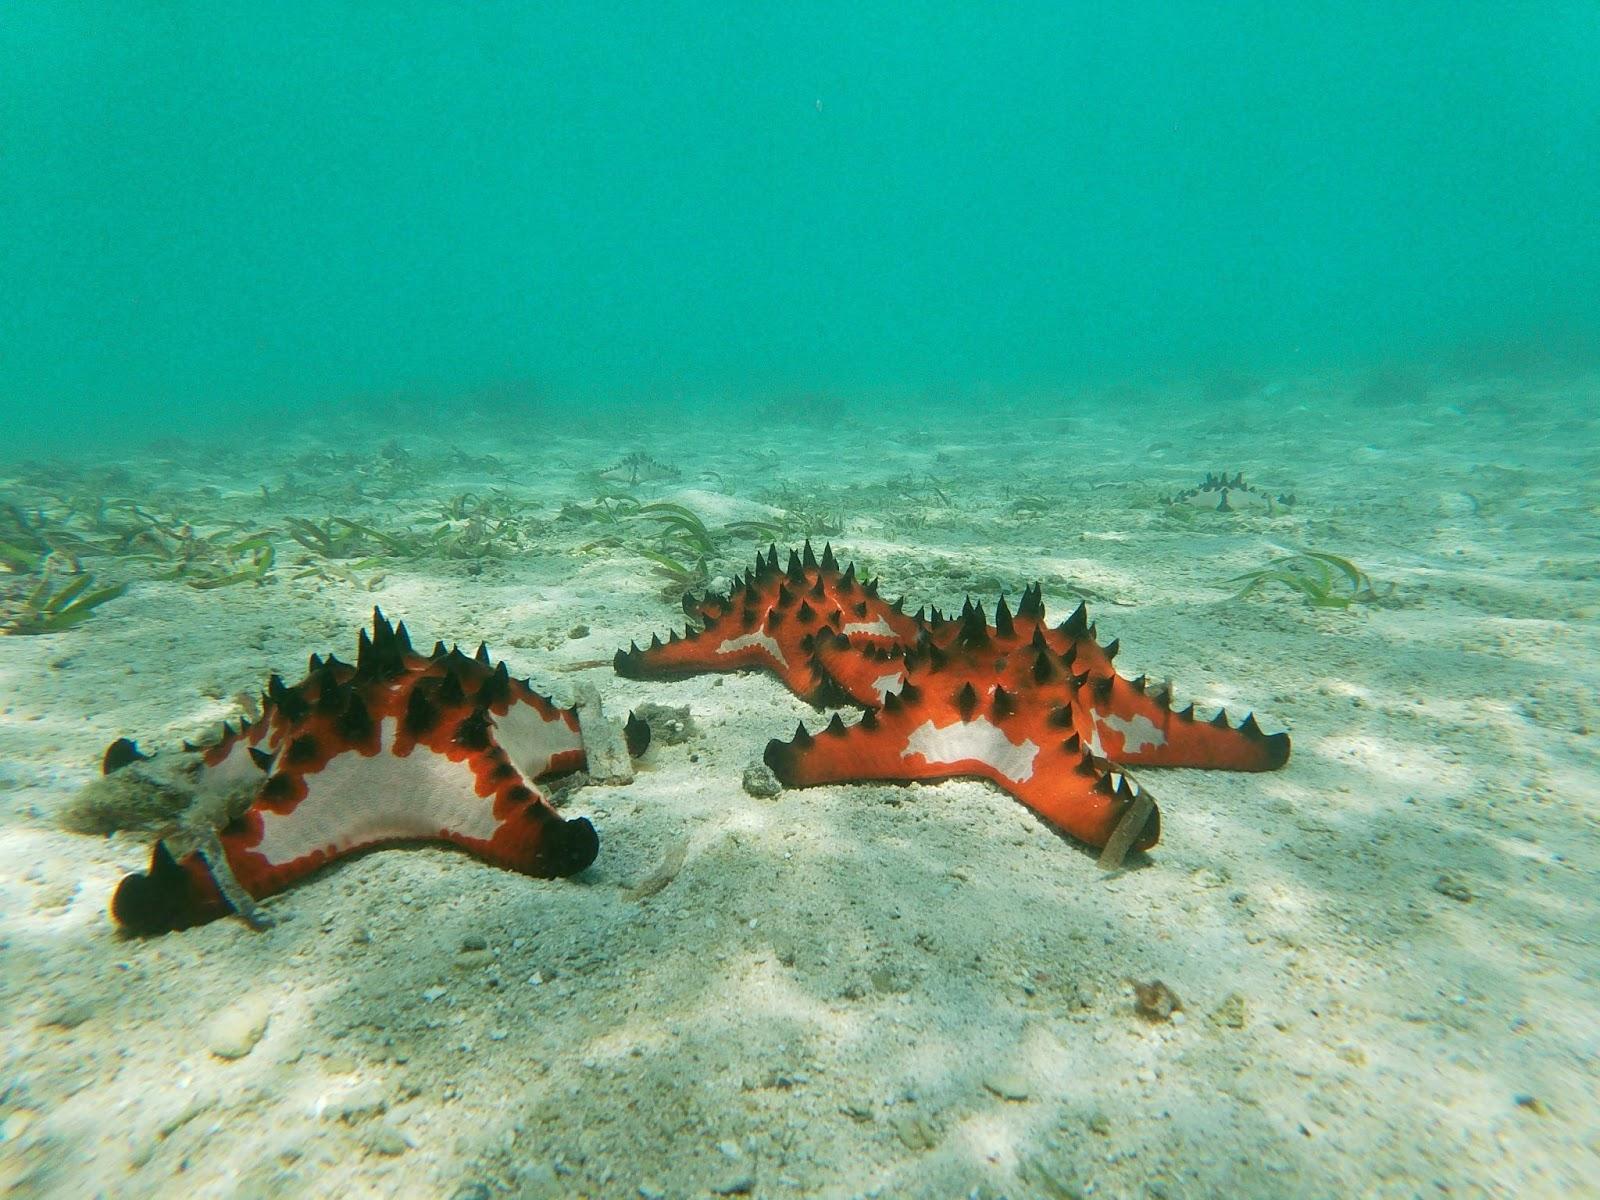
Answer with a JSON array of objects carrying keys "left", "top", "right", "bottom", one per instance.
[
  {"left": 285, "top": 510, "right": 535, "bottom": 564},
  {"left": 0, "top": 571, "right": 127, "bottom": 635},
  {"left": 1226, "top": 549, "right": 1395, "bottom": 609},
  {"left": 564, "top": 492, "right": 792, "bottom": 601}
]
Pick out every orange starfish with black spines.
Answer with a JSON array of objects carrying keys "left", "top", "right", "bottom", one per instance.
[
  {"left": 615, "top": 541, "right": 922, "bottom": 707},
  {"left": 618, "top": 543, "right": 1289, "bottom": 856},
  {"left": 111, "top": 610, "right": 648, "bottom": 934}
]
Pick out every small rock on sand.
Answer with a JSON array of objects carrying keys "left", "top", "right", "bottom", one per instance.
[
  {"left": 636, "top": 702, "right": 697, "bottom": 746},
  {"left": 1209, "top": 992, "right": 1249, "bottom": 1030},
  {"left": 365, "top": 1122, "right": 410, "bottom": 1156},
  {"left": 206, "top": 996, "right": 271, "bottom": 1059},
  {"left": 742, "top": 761, "right": 782, "bottom": 798}
]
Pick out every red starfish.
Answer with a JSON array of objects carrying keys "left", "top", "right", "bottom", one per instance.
[
  {"left": 767, "top": 591, "right": 1288, "bottom": 852},
  {"left": 885, "top": 587, "right": 1288, "bottom": 774},
  {"left": 615, "top": 541, "right": 922, "bottom": 706},
  {"left": 112, "top": 610, "right": 646, "bottom": 934},
  {"left": 618, "top": 544, "right": 1288, "bottom": 855}
]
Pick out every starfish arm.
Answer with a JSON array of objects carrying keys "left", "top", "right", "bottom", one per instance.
[
  {"left": 1075, "top": 671, "right": 1290, "bottom": 771},
  {"left": 615, "top": 624, "right": 785, "bottom": 681},
  {"left": 765, "top": 698, "right": 1158, "bottom": 851},
  {"left": 1010, "top": 757, "right": 1158, "bottom": 851},
  {"left": 614, "top": 621, "right": 834, "bottom": 701},
  {"left": 1040, "top": 602, "right": 1290, "bottom": 772},
  {"left": 616, "top": 541, "right": 920, "bottom": 707},
  {"left": 117, "top": 729, "right": 596, "bottom": 937},
  {"left": 222, "top": 745, "right": 594, "bottom": 892},
  {"left": 111, "top": 842, "right": 233, "bottom": 934}
]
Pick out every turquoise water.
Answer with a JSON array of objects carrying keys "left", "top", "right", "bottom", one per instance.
[
  {"left": 5, "top": 10, "right": 1600, "bottom": 1195},
  {"left": 3, "top": 4, "right": 1598, "bottom": 447}
]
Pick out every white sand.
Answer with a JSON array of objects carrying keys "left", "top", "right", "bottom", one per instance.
[{"left": 1, "top": 373, "right": 1596, "bottom": 1198}]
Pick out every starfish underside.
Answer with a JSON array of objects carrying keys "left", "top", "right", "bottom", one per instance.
[
  {"left": 112, "top": 610, "right": 642, "bottom": 934},
  {"left": 619, "top": 543, "right": 1290, "bottom": 854}
]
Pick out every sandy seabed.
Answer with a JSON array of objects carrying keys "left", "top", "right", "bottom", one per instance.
[{"left": 1, "top": 373, "right": 1596, "bottom": 1199}]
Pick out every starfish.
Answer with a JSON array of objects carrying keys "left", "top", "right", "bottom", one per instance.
[
  {"left": 617, "top": 542, "right": 1289, "bottom": 856},
  {"left": 766, "top": 589, "right": 1289, "bottom": 853},
  {"left": 112, "top": 609, "right": 648, "bottom": 934},
  {"left": 1165, "top": 470, "right": 1294, "bottom": 514},
  {"left": 615, "top": 541, "right": 922, "bottom": 707},
  {"left": 867, "top": 588, "right": 1288, "bottom": 773}
]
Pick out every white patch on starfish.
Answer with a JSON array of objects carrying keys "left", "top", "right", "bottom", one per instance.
[
  {"left": 199, "top": 737, "right": 266, "bottom": 790},
  {"left": 842, "top": 617, "right": 896, "bottom": 638},
  {"left": 717, "top": 631, "right": 788, "bottom": 667},
  {"left": 1097, "top": 712, "right": 1166, "bottom": 754},
  {"left": 495, "top": 700, "right": 582, "bottom": 779},
  {"left": 902, "top": 718, "right": 1039, "bottom": 783},
  {"left": 871, "top": 672, "right": 905, "bottom": 701},
  {"left": 254, "top": 718, "right": 504, "bottom": 866}
]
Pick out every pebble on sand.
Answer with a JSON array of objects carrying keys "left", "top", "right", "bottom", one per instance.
[
  {"left": 205, "top": 996, "right": 271, "bottom": 1060},
  {"left": 741, "top": 761, "right": 783, "bottom": 798},
  {"left": 365, "top": 1122, "right": 410, "bottom": 1156},
  {"left": 1208, "top": 992, "right": 1249, "bottom": 1030}
]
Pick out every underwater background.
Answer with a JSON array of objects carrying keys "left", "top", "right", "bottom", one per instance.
[
  {"left": 3, "top": 6, "right": 1600, "bottom": 1200},
  {"left": 4, "top": 2, "right": 1598, "bottom": 448}
]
